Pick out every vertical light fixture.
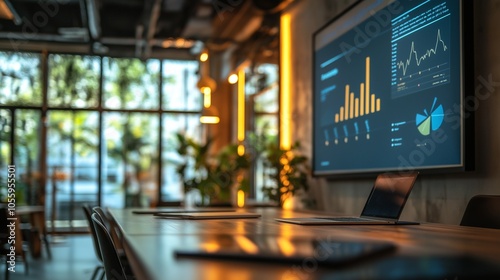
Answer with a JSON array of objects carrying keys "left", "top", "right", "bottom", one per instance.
[
  {"left": 200, "top": 85, "right": 219, "bottom": 124},
  {"left": 202, "top": 87, "right": 211, "bottom": 108},
  {"left": 280, "top": 13, "right": 292, "bottom": 150},
  {"left": 237, "top": 69, "right": 246, "bottom": 156},
  {"left": 237, "top": 189, "right": 245, "bottom": 208},
  {"left": 198, "top": 50, "right": 219, "bottom": 124},
  {"left": 200, "top": 108, "right": 220, "bottom": 124}
]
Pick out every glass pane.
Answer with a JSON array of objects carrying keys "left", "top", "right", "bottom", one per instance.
[
  {"left": 252, "top": 64, "right": 279, "bottom": 113},
  {"left": 254, "top": 115, "right": 278, "bottom": 136},
  {"left": 47, "top": 111, "right": 99, "bottom": 231},
  {"left": 161, "top": 113, "right": 202, "bottom": 202},
  {"left": 103, "top": 112, "right": 159, "bottom": 208},
  {"left": 103, "top": 57, "right": 160, "bottom": 110},
  {"left": 0, "top": 52, "right": 42, "bottom": 106},
  {"left": 48, "top": 54, "right": 101, "bottom": 108},
  {"left": 253, "top": 115, "right": 278, "bottom": 202},
  {"left": 254, "top": 86, "right": 279, "bottom": 113},
  {"left": 162, "top": 60, "right": 201, "bottom": 111},
  {"left": 259, "top": 64, "right": 279, "bottom": 85},
  {"left": 0, "top": 110, "right": 12, "bottom": 201},
  {"left": 14, "top": 110, "right": 41, "bottom": 206}
]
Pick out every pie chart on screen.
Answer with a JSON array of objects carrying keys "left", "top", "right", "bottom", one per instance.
[{"left": 416, "top": 97, "right": 444, "bottom": 136}]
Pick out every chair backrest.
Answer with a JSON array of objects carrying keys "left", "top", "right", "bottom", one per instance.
[
  {"left": 460, "top": 195, "right": 500, "bottom": 229},
  {"left": 91, "top": 213, "right": 128, "bottom": 280},
  {"left": 82, "top": 204, "right": 103, "bottom": 262},
  {"left": 92, "top": 207, "right": 111, "bottom": 229}
]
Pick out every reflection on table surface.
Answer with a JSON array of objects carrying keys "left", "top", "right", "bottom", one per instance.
[{"left": 108, "top": 207, "right": 500, "bottom": 280}]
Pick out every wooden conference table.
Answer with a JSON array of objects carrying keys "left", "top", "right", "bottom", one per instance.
[{"left": 109, "top": 208, "right": 500, "bottom": 280}]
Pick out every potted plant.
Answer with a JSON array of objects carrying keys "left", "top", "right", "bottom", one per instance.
[
  {"left": 174, "top": 133, "right": 249, "bottom": 206},
  {"left": 249, "top": 133, "right": 310, "bottom": 208},
  {"left": 209, "top": 144, "right": 250, "bottom": 204}
]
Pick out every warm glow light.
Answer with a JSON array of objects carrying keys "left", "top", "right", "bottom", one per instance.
[
  {"left": 237, "top": 69, "right": 245, "bottom": 142},
  {"left": 234, "top": 236, "right": 259, "bottom": 254},
  {"left": 203, "top": 89, "right": 211, "bottom": 108},
  {"left": 282, "top": 194, "right": 293, "bottom": 210},
  {"left": 197, "top": 76, "right": 216, "bottom": 94},
  {"left": 277, "top": 237, "right": 296, "bottom": 256},
  {"left": 237, "top": 144, "right": 245, "bottom": 156},
  {"left": 236, "top": 221, "right": 246, "bottom": 234},
  {"left": 280, "top": 14, "right": 292, "bottom": 150},
  {"left": 0, "top": 1, "right": 14, "bottom": 20},
  {"left": 202, "top": 87, "right": 211, "bottom": 95},
  {"left": 201, "top": 242, "right": 220, "bottom": 253},
  {"left": 200, "top": 52, "right": 208, "bottom": 62},
  {"left": 228, "top": 73, "right": 239, "bottom": 84},
  {"left": 200, "top": 116, "right": 220, "bottom": 124},
  {"left": 237, "top": 190, "right": 245, "bottom": 208},
  {"left": 175, "top": 38, "right": 185, "bottom": 48}
]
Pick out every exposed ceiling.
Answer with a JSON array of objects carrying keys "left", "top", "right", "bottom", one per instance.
[{"left": 0, "top": 0, "right": 290, "bottom": 61}]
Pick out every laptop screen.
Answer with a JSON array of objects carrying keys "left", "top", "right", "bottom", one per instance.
[{"left": 360, "top": 172, "right": 418, "bottom": 220}]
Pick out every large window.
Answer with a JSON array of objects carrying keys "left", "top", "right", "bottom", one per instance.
[
  {"left": 103, "top": 112, "right": 159, "bottom": 208},
  {"left": 48, "top": 54, "right": 100, "bottom": 108},
  {"left": 14, "top": 109, "right": 42, "bottom": 207},
  {"left": 161, "top": 114, "right": 201, "bottom": 201},
  {"left": 0, "top": 52, "right": 42, "bottom": 106},
  {"left": 0, "top": 110, "right": 11, "bottom": 202},
  {"left": 103, "top": 58, "right": 160, "bottom": 110},
  {"left": 162, "top": 60, "right": 201, "bottom": 111},
  {"left": 47, "top": 111, "right": 99, "bottom": 228},
  {"left": 247, "top": 64, "right": 279, "bottom": 201},
  {"left": 1, "top": 52, "right": 202, "bottom": 232}
]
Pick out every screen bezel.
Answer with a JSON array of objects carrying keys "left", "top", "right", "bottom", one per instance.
[{"left": 311, "top": 0, "right": 475, "bottom": 178}]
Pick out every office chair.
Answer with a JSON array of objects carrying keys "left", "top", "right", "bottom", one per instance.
[
  {"left": 82, "top": 205, "right": 105, "bottom": 280},
  {"left": 91, "top": 213, "right": 135, "bottom": 280},
  {"left": 92, "top": 207, "right": 134, "bottom": 274},
  {"left": 92, "top": 206, "right": 123, "bottom": 252},
  {"left": 460, "top": 195, "right": 500, "bottom": 229}
]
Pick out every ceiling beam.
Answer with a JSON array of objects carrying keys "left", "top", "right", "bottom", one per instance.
[
  {"left": 0, "top": 32, "right": 88, "bottom": 43},
  {"left": 101, "top": 37, "right": 138, "bottom": 45},
  {"left": 142, "top": 0, "right": 162, "bottom": 58},
  {"left": 6, "top": 0, "right": 79, "bottom": 2},
  {"left": 0, "top": 40, "right": 90, "bottom": 53},
  {"left": 135, "top": 25, "right": 144, "bottom": 58},
  {"left": 86, "top": 0, "right": 101, "bottom": 40}
]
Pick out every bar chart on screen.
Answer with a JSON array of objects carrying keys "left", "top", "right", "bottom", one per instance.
[{"left": 334, "top": 57, "right": 381, "bottom": 124}]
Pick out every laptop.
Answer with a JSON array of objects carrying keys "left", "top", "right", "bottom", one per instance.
[
  {"left": 275, "top": 172, "right": 419, "bottom": 225},
  {"left": 133, "top": 208, "right": 236, "bottom": 215},
  {"left": 155, "top": 211, "right": 261, "bottom": 220}
]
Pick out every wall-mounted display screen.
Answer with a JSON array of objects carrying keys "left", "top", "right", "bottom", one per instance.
[{"left": 312, "top": 0, "right": 474, "bottom": 177}]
